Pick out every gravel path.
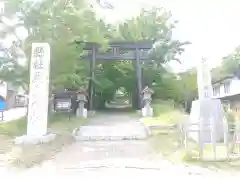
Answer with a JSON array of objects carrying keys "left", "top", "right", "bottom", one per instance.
[
  {"left": 2, "top": 113, "right": 240, "bottom": 179},
  {"left": 74, "top": 113, "right": 149, "bottom": 140}
]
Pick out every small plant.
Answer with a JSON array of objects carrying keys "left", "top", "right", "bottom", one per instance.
[{"left": 226, "top": 111, "right": 236, "bottom": 133}]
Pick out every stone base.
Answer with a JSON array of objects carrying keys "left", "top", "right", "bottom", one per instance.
[
  {"left": 139, "top": 120, "right": 152, "bottom": 137},
  {"left": 141, "top": 106, "right": 153, "bottom": 117},
  {"left": 189, "top": 99, "right": 226, "bottom": 143},
  {"left": 14, "top": 133, "right": 56, "bottom": 145},
  {"left": 76, "top": 108, "right": 87, "bottom": 118},
  {"left": 72, "top": 126, "right": 149, "bottom": 141},
  {"left": 88, "top": 110, "right": 96, "bottom": 116},
  {"left": 136, "top": 110, "right": 141, "bottom": 115}
]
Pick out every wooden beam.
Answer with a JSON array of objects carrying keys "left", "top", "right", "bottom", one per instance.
[
  {"left": 87, "top": 46, "right": 96, "bottom": 110},
  {"left": 75, "top": 40, "right": 154, "bottom": 50},
  {"left": 80, "top": 54, "right": 150, "bottom": 61},
  {"left": 135, "top": 48, "right": 142, "bottom": 110}
]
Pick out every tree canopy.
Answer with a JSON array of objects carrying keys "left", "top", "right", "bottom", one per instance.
[
  {"left": 0, "top": 0, "right": 192, "bottom": 107},
  {"left": 212, "top": 46, "right": 240, "bottom": 81}
]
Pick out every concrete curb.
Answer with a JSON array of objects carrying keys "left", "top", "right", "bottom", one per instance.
[
  {"left": 138, "top": 118, "right": 152, "bottom": 137},
  {"left": 72, "top": 125, "right": 149, "bottom": 141},
  {"left": 73, "top": 135, "right": 148, "bottom": 141},
  {"left": 15, "top": 133, "right": 56, "bottom": 145}
]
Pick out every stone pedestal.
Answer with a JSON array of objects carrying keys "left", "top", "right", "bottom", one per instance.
[
  {"left": 88, "top": 110, "right": 96, "bottom": 116},
  {"left": 76, "top": 107, "right": 87, "bottom": 118},
  {"left": 15, "top": 133, "right": 56, "bottom": 145},
  {"left": 189, "top": 99, "right": 225, "bottom": 143},
  {"left": 141, "top": 105, "right": 153, "bottom": 117}
]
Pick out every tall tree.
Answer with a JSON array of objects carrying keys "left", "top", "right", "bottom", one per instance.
[
  {"left": 212, "top": 46, "right": 240, "bottom": 81},
  {"left": 0, "top": 1, "right": 29, "bottom": 89},
  {"left": 2, "top": 1, "right": 191, "bottom": 107}
]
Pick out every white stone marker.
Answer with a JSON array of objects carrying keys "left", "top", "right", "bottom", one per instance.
[
  {"left": 197, "top": 58, "right": 213, "bottom": 99},
  {"left": 189, "top": 58, "right": 225, "bottom": 143},
  {"left": 15, "top": 43, "right": 55, "bottom": 145}
]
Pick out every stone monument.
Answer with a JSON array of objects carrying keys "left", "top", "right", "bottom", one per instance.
[
  {"left": 141, "top": 86, "right": 154, "bottom": 117},
  {"left": 76, "top": 90, "right": 88, "bottom": 118},
  {"left": 189, "top": 58, "right": 225, "bottom": 143},
  {"left": 15, "top": 43, "right": 55, "bottom": 145}
]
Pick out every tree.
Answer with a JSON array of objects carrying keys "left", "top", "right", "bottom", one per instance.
[
  {"left": 212, "top": 46, "right": 240, "bottom": 81},
  {"left": 9, "top": 0, "right": 111, "bottom": 90},
  {"left": 3, "top": 1, "right": 191, "bottom": 108},
  {"left": 0, "top": 1, "right": 29, "bottom": 90},
  {"left": 104, "top": 8, "right": 190, "bottom": 103}
]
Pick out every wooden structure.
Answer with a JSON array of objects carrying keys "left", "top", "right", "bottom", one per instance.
[{"left": 76, "top": 40, "right": 154, "bottom": 110}]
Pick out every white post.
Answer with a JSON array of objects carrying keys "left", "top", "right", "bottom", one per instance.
[
  {"left": 189, "top": 58, "right": 225, "bottom": 148},
  {"left": 15, "top": 43, "right": 55, "bottom": 144},
  {"left": 27, "top": 43, "right": 50, "bottom": 136},
  {"left": 0, "top": 2, "right": 4, "bottom": 14},
  {"left": 197, "top": 58, "right": 213, "bottom": 100}
]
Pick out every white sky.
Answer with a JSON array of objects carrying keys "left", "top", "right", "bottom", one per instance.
[{"left": 95, "top": 0, "right": 240, "bottom": 72}]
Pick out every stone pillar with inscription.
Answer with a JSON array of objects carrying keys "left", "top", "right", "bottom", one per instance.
[
  {"left": 189, "top": 59, "right": 226, "bottom": 143},
  {"left": 15, "top": 43, "right": 56, "bottom": 145}
]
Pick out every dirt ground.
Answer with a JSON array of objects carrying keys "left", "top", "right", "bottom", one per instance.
[{"left": 1, "top": 113, "right": 240, "bottom": 179}]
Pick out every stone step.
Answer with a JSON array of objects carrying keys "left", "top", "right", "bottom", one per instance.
[
  {"left": 73, "top": 135, "right": 148, "bottom": 141},
  {"left": 72, "top": 126, "right": 149, "bottom": 141}
]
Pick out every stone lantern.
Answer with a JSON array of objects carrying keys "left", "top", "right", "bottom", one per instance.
[
  {"left": 141, "top": 86, "right": 154, "bottom": 117},
  {"left": 76, "top": 89, "right": 88, "bottom": 118}
]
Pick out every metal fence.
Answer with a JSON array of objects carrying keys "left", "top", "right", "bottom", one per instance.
[
  {"left": 180, "top": 121, "right": 240, "bottom": 161},
  {"left": 148, "top": 120, "right": 240, "bottom": 161}
]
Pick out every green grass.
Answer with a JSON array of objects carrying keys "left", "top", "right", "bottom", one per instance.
[
  {"left": 0, "top": 118, "right": 27, "bottom": 137},
  {"left": 0, "top": 113, "right": 86, "bottom": 136},
  {"left": 0, "top": 113, "right": 87, "bottom": 169},
  {"left": 146, "top": 101, "right": 240, "bottom": 171},
  {"left": 149, "top": 130, "right": 240, "bottom": 171},
  {"left": 142, "top": 101, "right": 185, "bottom": 126}
]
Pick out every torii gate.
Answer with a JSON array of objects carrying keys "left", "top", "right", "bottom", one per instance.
[{"left": 76, "top": 40, "right": 154, "bottom": 110}]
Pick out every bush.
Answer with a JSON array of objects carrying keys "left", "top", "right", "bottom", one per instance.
[
  {"left": 0, "top": 118, "right": 27, "bottom": 137},
  {"left": 226, "top": 111, "right": 236, "bottom": 133},
  {"left": 142, "top": 100, "right": 184, "bottom": 126}
]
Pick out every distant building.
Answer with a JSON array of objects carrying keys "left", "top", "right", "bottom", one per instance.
[
  {"left": 212, "top": 73, "right": 240, "bottom": 115},
  {"left": 0, "top": 81, "right": 26, "bottom": 109}
]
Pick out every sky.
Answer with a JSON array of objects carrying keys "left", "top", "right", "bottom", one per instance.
[{"left": 94, "top": 0, "right": 240, "bottom": 72}]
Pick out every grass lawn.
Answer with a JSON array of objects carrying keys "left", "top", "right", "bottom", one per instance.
[
  {"left": 141, "top": 102, "right": 186, "bottom": 126},
  {"left": 149, "top": 126, "right": 240, "bottom": 171},
  {"left": 146, "top": 101, "right": 240, "bottom": 171},
  {"left": 0, "top": 113, "right": 87, "bottom": 169}
]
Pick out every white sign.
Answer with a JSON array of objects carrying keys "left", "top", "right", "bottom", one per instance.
[
  {"left": 197, "top": 59, "right": 213, "bottom": 99},
  {"left": 56, "top": 100, "right": 71, "bottom": 110},
  {"left": 0, "top": 81, "right": 7, "bottom": 99},
  {"left": 0, "top": 2, "right": 4, "bottom": 14},
  {"left": 27, "top": 43, "right": 50, "bottom": 136}
]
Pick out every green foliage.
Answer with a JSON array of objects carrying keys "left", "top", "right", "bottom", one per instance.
[
  {"left": 3, "top": 0, "right": 191, "bottom": 106},
  {"left": 225, "top": 111, "right": 236, "bottom": 132},
  {"left": 212, "top": 46, "right": 240, "bottom": 81},
  {"left": 143, "top": 101, "right": 184, "bottom": 126},
  {"left": 177, "top": 69, "right": 197, "bottom": 102},
  {"left": 0, "top": 118, "right": 27, "bottom": 136}
]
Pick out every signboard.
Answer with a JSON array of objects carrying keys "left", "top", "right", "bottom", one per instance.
[
  {"left": 27, "top": 43, "right": 50, "bottom": 136},
  {"left": 55, "top": 98, "right": 71, "bottom": 111}
]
